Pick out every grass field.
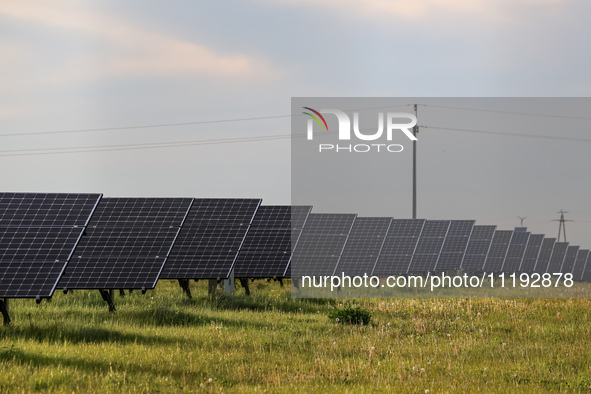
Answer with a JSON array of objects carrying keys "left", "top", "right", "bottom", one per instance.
[{"left": 2, "top": 280, "right": 591, "bottom": 392}]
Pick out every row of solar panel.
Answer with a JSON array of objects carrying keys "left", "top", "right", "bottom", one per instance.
[{"left": 1, "top": 193, "right": 590, "bottom": 300}]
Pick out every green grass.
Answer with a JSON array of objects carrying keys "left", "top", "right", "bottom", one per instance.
[{"left": 2, "top": 280, "right": 591, "bottom": 392}]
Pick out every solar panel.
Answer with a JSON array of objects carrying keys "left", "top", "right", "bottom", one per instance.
[
  {"left": 560, "top": 245, "right": 579, "bottom": 274},
  {"left": 161, "top": 199, "right": 261, "bottom": 280},
  {"left": 435, "top": 220, "right": 474, "bottom": 271},
  {"left": 545, "top": 242, "right": 568, "bottom": 274},
  {"left": 333, "top": 217, "right": 392, "bottom": 276},
  {"left": 582, "top": 252, "right": 591, "bottom": 282},
  {"left": 0, "top": 193, "right": 101, "bottom": 299},
  {"left": 482, "top": 230, "right": 513, "bottom": 272},
  {"left": 572, "top": 250, "right": 589, "bottom": 281},
  {"left": 408, "top": 220, "right": 450, "bottom": 273},
  {"left": 86, "top": 198, "right": 192, "bottom": 227},
  {"left": 533, "top": 238, "right": 556, "bottom": 273},
  {"left": 501, "top": 231, "right": 530, "bottom": 273},
  {"left": 249, "top": 205, "right": 311, "bottom": 229},
  {"left": 461, "top": 225, "right": 496, "bottom": 272},
  {"left": 290, "top": 213, "right": 356, "bottom": 277},
  {"left": 58, "top": 197, "right": 193, "bottom": 290},
  {"left": 373, "top": 219, "right": 426, "bottom": 275},
  {"left": 234, "top": 205, "right": 312, "bottom": 278},
  {"left": 0, "top": 227, "right": 85, "bottom": 261},
  {"left": 234, "top": 206, "right": 312, "bottom": 278},
  {"left": 0, "top": 228, "right": 84, "bottom": 298},
  {"left": 518, "top": 234, "right": 543, "bottom": 272},
  {"left": 181, "top": 199, "right": 267, "bottom": 227},
  {"left": 0, "top": 193, "right": 100, "bottom": 227}
]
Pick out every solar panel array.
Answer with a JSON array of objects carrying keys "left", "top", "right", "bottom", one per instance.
[
  {"left": 0, "top": 193, "right": 101, "bottom": 298},
  {"left": 58, "top": 198, "right": 193, "bottom": 290},
  {"left": 234, "top": 206, "right": 312, "bottom": 278},
  {"left": 3, "top": 192, "right": 591, "bottom": 308}
]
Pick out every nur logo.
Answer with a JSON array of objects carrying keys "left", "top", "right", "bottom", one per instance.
[{"left": 302, "top": 107, "right": 417, "bottom": 153}]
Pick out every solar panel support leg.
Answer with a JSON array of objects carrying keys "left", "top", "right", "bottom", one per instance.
[
  {"left": 278, "top": 279, "right": 284, "bottom": 287},
  {"left": 292, "top": 278, "right": 300, "bottom": 289},
  {"left": 223, "top": 269, "right": 235, "bottom": 295},
  {"left": 99, "top": 289, "right": 116, "bottom": 312},
  {"left": 178, "top": 279, "right": 192, "bottom": 299},
  {"left": 208, "top": 280, "right": 218, "bottom": 297},
  {"left": 119, "top": 289, "right": 125, "bottom": 297},
  {"left": 239, "top": 279, "right": 250, "bottom": 296},
  {"left": 1, "top": 299, "right": 10, "bottom": 325}
]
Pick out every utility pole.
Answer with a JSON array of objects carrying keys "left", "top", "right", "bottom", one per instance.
[
  {"left": 517, "top": 216, "right": 527, "bottom": 227},
  {"left": 413, "top": 104, "right": 418, "bottom": 219},
  {"left": 553, "top": 210, "right": 573, "bottom": 242}
]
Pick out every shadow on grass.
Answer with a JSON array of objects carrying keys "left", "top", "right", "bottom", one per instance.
[
  {"left": 0, "top": 349, "right": 202, "bottom": 384},
  {"left": 2, "top": 324, "right": 194, "bottom": 347}
]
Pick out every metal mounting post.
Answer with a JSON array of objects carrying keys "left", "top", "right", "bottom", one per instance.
[
  {"left": 0, "top": 299, "right": 10, "bottom": 325},
  {"left": 178, "top": 279, "right": 192, "bottom": 299},
  {"left": 99, "top": 289, "right": 116, "bottom": 312},
  {"left": 223, "top": 269, "right": 235, "bottom": 295},
  {"left": 239, "top": 278, "right": 251, "bottom": 296}
]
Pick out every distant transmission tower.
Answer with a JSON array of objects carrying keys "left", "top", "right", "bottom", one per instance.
[
  {"left": 552, "top": 210, "right": 573, "bottom": 242},
  {"left": 517, "top": 216, "right": 527, "bottom": 227}
]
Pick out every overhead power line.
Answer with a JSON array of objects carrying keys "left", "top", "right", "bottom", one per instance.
[
  {"left": 0, "top": 134, "right": 293, "bottom": 157},
  {"left": 0, "top": 104, "right": 413, "bottom": 138},
  {"left": 420, "top": 125, "right": 591, "bottom": 143},
  {"left": 423, "top": 104, "right": 591, "bottom": 121},
  {"left": 1, "top": 122, "right": 591, "bottom": 158}
]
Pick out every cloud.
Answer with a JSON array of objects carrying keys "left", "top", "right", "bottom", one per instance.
[{"left": 0, "top": 0, "right": 279, "bottom": 85}]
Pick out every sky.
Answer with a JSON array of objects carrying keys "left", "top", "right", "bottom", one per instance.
[{"left": 0, "top": 0, "right": 590, "bottom": 245}]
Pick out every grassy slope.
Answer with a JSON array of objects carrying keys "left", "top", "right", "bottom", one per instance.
[{"left": 1, "top": 280, "right": 591, "bottom": 393}]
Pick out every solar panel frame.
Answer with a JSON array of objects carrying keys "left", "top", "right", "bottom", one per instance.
[
  {"left": 533, "top": 238, "right": 556, "bottom": 273},
  {"left": 501, "top": 231, "right": 530, "bottom": 273},
  {"left": 482, "top": 230, "right": 513, "bottom": 273},
  {"left": 333, "top": 217, "right": 392, "bottom": 277},
  {"left": 58, "top": 197, "right": 194, "bottom": 290},
  {"left": 233, "top": 206, "right": 313, "bottom": 279},
  {"left": 0, "top": 193, "right": 101, "bottom": 228},
  {"left": 409, "top": 229, "right": 449, "bottom": 273},
  {"left": 0, "top": 193, "right": 102, "bottom": 299},
  {"left": 546, "top": 242, "right": 569, "bottom": 274},
  {"left": 86, "top": 197, "right": 194, "bottom": 228},
  {"left": 518, "top": 234, "right": 544, "bottom": 273},
  {"left": 461, "top": 225, "right": 496, "bottom": 272},
  {"left": 248, "top": 205, "right": 312, "bottom": 230},
  {"left": 161, "top": 199, "right": 262, "bottom": 280},
  {"left": 581, "top": 252, "right": 591, "bottom": 282},
  {"left": 434, "top": 220, "right": 474, "bottom": 271},
  {"left": 0, "top": 228, "right": 85, "bottom": 298},
  {"left": 290, "top": 213, "right": 356, "bottom": 277},
  {"left": 560, "top": 245, "right": 579, "bottom": 274},
  {"left": 572, "top": 249, "right": 589, "bottom": 281},
  {"left": 373, "top": 219, "right": 426, "bottom": 275}
]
